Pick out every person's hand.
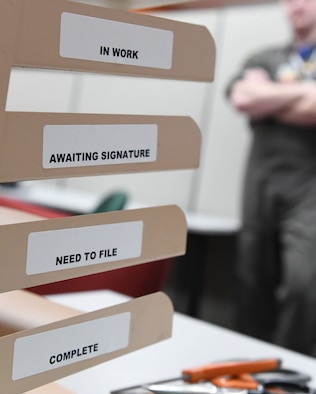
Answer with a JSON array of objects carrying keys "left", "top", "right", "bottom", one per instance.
[{"left": 243, "top": 68, "right": 271, "bottom": 82}]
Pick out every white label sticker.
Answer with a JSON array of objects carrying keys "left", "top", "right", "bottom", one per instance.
[
  {"left": 60, "top": 12, "right": 174, "bottom": 69},
  {"left": 12, "top": 312, "right": 131, "bottom": 380},
  {"left": 43, "top": 124, "right": 158, "bottom": 169},
  {"left": 26, "top": 221, "right": 143, "bottom": 275}
]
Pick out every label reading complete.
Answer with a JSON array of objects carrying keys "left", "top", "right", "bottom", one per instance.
[
  {"left": 43, "top": 124, "right": 158, "bottom": 169},
  {"left": 26, "top": 221, "right": 143, "bottom": 275},
  {"left": 12, "top": 312, "right": 131, "bottom": 380},
  {"left": 60, "top": 12, "right": 174, "bottom": 69}
]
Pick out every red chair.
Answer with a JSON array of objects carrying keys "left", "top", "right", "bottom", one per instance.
[{"left": 28, "top": 259, "right": 172, "bottom": 297}]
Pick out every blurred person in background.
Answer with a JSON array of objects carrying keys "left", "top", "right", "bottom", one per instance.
[{"left": 227, "top": 0, "right": 316, "bottom": 355}]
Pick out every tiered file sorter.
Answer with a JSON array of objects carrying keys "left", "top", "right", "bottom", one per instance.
[{"left": 0, "top": 0, "right": 215, "bottom": 392}]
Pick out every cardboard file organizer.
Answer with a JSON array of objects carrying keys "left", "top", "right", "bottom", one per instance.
[
  {"left": 0, "top": 0, "right": 216, "bottom": 392},
  {"left": 0, "top": 0, "right": 214, "bottom": 182}
]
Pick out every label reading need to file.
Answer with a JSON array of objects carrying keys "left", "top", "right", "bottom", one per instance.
[
  {"left": 26, "top": 221, "right": 143, "bottom": 275},
  {"left": 43, "top": 124, "right": 158, "bottom": 169},
  {"left": 60, "top": 12, "right": 174, "bottom": 69},
  {"left": 12, "top": 312, "right": 131, "bottom": 381}
]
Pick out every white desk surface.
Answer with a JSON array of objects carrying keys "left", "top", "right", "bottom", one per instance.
[{"left": 46, "top": 290, "right": 316, "bottom": 394}]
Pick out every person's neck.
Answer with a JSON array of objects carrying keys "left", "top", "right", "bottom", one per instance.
[{"left": 293, "top": 26, "right": 316, "bottom": 48}]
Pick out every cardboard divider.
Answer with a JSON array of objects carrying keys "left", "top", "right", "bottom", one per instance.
[
  {"left": 1, "top": 290, "right": 79, "bottom": 394},
  {"left": 26, "top": 383, "right": 74, "bottom": 393},
  {"left": 0, "top": 290, "right": 81, "bottom": 337},
  {"left": 0, "top": 290, "right": 173, "bottom": 393},
  {"left": 0, "top": 0, "right": 215, "bottom": 90},
  {"left": 0, "top": 0, "right": 214, "bottom": 182},
  {"left": 0, "top": 114, "right": 201, "bottom": 182},
  {"left": 0, "top": 204, "right": 187, "bottom": 293},
  {"left": 0, "top": 2, "right": 212, "bottom": 392}
]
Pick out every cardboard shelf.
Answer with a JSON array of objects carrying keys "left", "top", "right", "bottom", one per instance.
[
  {"left": 0, "top": 114, "right": 201, "bottom": 182},
  {"left": 26, "top": 383, "right": 74, "bottom": 394},
  {"left": 0, "top": 204, "right": 187, "bottom": 293},
  {"left": 0, "top": 0, "right": 215, "bottom": 182},
  {"left": 0, "top": 0, "right": 215, "bottom": 87},
  {"left": 0, "top": 0, "right": 214, "bottom": 391},
  {"left": 1, "top": 291, "right": 74, "bottom": 393},
  {"left": 0, "top": 290, "right": 173, "bottom": 393},
  {"left": 0, "top": 0, "right": 212, "bottom": 183},
  {"left": 0, "top": 290, "right": 81, "bottom": 337}
]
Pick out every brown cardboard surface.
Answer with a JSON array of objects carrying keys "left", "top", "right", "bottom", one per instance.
[
  {"left": 0, "top": 291, "right": 173, "bottom": 394},
  {"left": 0, "top": 114, "right": 201, "bottom": 182},
  {"left": 0, "top": 206, "right": 45, "bottom": 225},
  {"left": 0, "top": 0, "right": 215, "bottom": 86},
  {"left": 0, "top": 290, "right": 81, "bottom": 336},
  {"left": 0, "top": 205, "right": 187, "bottom": 292},
  {"left": 25, "top": 383, "right": 74, "bottom": 394},
  {"left": 0, "top": 290, "right": 80, "bottom": 394},
  {"left": 0, "top": 0, "right": 209, "bottom": 182}
]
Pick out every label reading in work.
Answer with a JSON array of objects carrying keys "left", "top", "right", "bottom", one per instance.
[
  {"left": 60, "top": 12, "right": 174, "bottom": 69},
  {"left": 43, "top": 124, "right": 158, "bottom": 169},
  {"left": 12, "top": 312, "right": 131, "bottom": 380},
  {"left": 26, "top": 221, "right": 143, "bottom": 275}
]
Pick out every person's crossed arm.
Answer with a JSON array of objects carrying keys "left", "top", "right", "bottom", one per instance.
[
  {"left": 230, "top": 67, "right": 316, "bottom": 126},
  {"left": 276, "top": 82, "right": 316, "bottom": 126}
]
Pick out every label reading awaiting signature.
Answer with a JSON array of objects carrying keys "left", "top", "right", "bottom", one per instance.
[
  {"left": 26, "top": 221, "right": 143, "bottom": 275},
  {"left": 12, "top": 312, "right": 131, "bottom": 380},
  {"left": 43, "top": 124, "right": 158, "bottom": 169},
  {"left": 60, "top": 12, "right": 174, "bottom": 69}
]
